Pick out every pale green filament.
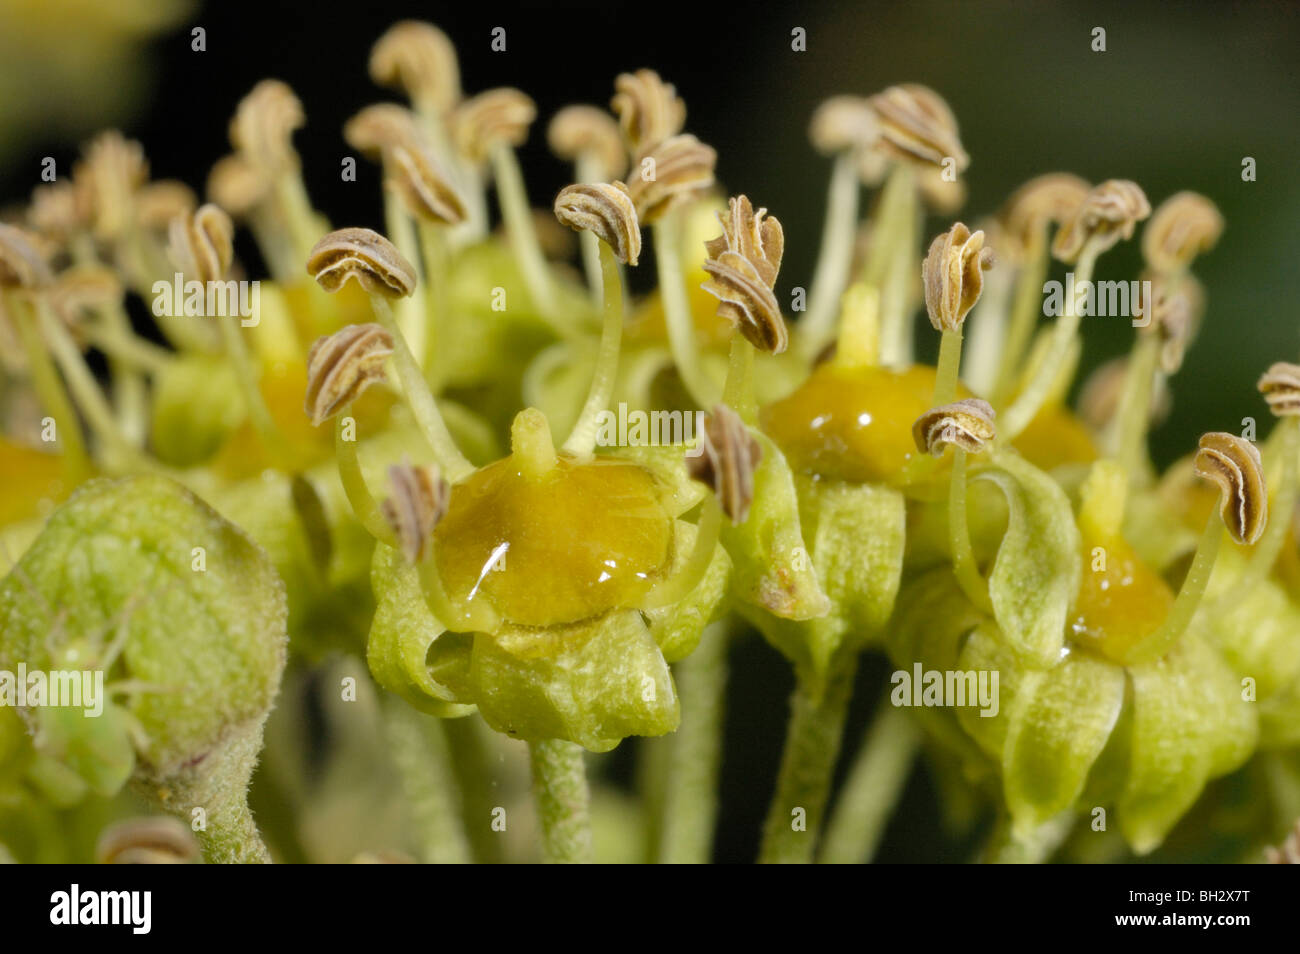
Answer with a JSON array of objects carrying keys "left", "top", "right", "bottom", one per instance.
[
  {"left": 1128, "top": 507, "right": 1224, "bottom": 664},
  {"left": 490, "top": 142, "right": 560, "bottom": 327},
  {"left": 334, "top": 410, "right": 396, "bottom": 545},
  {"left": 949, "top": 447, "right": 993, "bottom": 612},
  {"left": 798, "top": 152, "right": 861, "bottom": 362},
  {"left": 654, "top": 211, "right": 715, "bottom": 408},
  {"left": 563, "top": 242, "right": 624, "bottom": 457}
]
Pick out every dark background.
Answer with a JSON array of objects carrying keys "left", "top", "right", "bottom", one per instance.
[{"left": 3, "top": 0, "right": 1298, "bottom": 861}]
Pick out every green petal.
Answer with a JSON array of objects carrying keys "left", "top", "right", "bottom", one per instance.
[
  {"left": 956, "top": 622, "right": 1036, "bottom": 761},
  {"left": 0, "top": 475, "right": 287, "bottom": 784},
  {"left": 367, "top": 544, "right": 476, "bottom": 718},
  {"left": 722, "top": 432, "right": 830, "bottom": 622},
  {"left": 469, "top": 609, "right": 678, "bottom": 752},
  {"left": 33, "top": 704, "right": 135, "bottom": 799},
  {"left": 1002, "top": 650, "right": 1124, "bottom": 834},
  {"left": 1119, "top": 628, "right": 1258, "bottom": 854},
  {"left": 754, "top": 477, "right": 905, "bottom": 691},
  {"left": 976, "top": 452, "right": 1081, "bottom": 669},
  {"left": 642, "top": 520, "right": 731, "bottom": 663}
]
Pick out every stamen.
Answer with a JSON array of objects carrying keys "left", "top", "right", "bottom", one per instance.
[{"left": 922, "top": 222, "right": 995, "bottom": 406}]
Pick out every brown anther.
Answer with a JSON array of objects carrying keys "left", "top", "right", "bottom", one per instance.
[
  {"left": 625, "top": 133, "right": 717, "bottom": 223},
  {"left": 611, "top": 69, "right": 686, "bottom": 156},
  {"left": 1000, "top": 173, "right": 1091, "bottom": 258},
  {"left": 168, "top": 203, "right": 234, "bottom": 285},
  {"left": 304, "top": 322, "right": 394, "bottom": 426},
  {"left": 0, "top": 223, "right": 53, "bottom": 288},
  {"left": 229, "top": 80, "right": 305, "bottom": 175},
  {"left": 28, "top": 182, "right": 91, "bottom": 240},
  {"left": 370, "top": 21, "right": 462, "bottom": 115},
  {"left": 1077, "top": 356, "right": 1170, "bottom": 433},
  {"left": 922, "top": 222, "right": 995, "bottom": 333},
  {"left": 380, "top": 459, "right": 451, "bottom": 563},
  {"left": 387, "top": 144, "right": 467, "bottom": 224},
  {"left": 808, "top": 95, "right": 880, "bottom": 157},
  {"left": 1051, "top": 179, "right": 1151, "bottom": 263},
  {"left": 702, "top": 252, "right": 787, "bottom": 353},
  {"left": 912, "top": 398, "right": 997, "bottom": 456},
  {"left": 451, "top": 88, "right": 536, "bottom": 164},
  {"left": 1137, "top": 272, "right": 1204, "bottom": 374},
  {"left": 49, "top": 265, "right": 123, "bottom": 330},
  {"left": 135, "top": 180, "right": 199, "bottom": 233},
  {"left": 1258, "top": 362, "right": 1300, "bottom": 418},
  {"left": 548, "top": 105, "right": 628, "bottom": 181},
  {"left": 553, "top": 181, "right": 641, "bottom": 265},
  {"left": 1142, "top": 191, "right": 1224, "bottom": 274},
  {"left": 76, "top": 131, "right": 149, "bottom": 240},
  {"left": 344, "top": 104, "right": 422, "bottom": 160},
  {"left": 306, "top": 227, "right": 417, "bottom": 298},
  {"left": 206, "top": 154, "right": 271, "bottom": 219},
  {"left": 1194, "top": 431, "right": 1267, "bottom": 546},
  {"left": 704, "top": 195, "right": 784, "bottom": 288},
  {"left": 917, "top": 167, "right": 968, "bottom": 215},
  {"left": 95, "top": 817, "right": 200, "bottom": 865},
  {"left": 687, "top": 403, "right": 762, "bottom": 524},
  {"left": 868, "top": 84, "right": 969, "bottom": 171}
]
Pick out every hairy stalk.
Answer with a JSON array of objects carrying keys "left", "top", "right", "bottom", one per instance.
[
  {"left": 381, "top": 695, "right": 471, "bottom": 863},
  {"left": 563, "top": 242, "right": 623, "bottom": 456},
  {"left": 820, "top": 698, "right": 921, "bottom": 863},
  {"left": 799, "top": 152, "right": 861, "bottom": 361},
  {"left": 983, "top": 810, "right": 1076, "bottom": 863},
  {"left": 999, "top": 249, "right": 1097, "bottom": 440},
  {"left": 369, "top": 295, "right": 474, "bottom": 481},
  {"left": 530, "top": 739, "right": 593, "bottom": 863},
  {"left": 657, "top": 621, "right": 730, "bottom": 864},
  {"left": 759, "top": 656, "right": 859, "bottom": 864},
  {"left": 654, "top": 212, "right": 715, "bottom": 408}
]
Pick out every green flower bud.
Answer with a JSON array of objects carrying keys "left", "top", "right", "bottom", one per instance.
[{"left": 0, "top": 475, "right": 287, "bottom": 863}]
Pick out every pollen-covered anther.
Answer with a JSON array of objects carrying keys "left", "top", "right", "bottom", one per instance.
[
  {"left": 344, "top": 104, "right": 423, "bottom": 160},
  {"left": 1051, "top": 178, "right": 1151, "bottom": 263},
  {"left": 304, "top": 322, "right": 394, "bottom": 426},
  {"left": 370, "top": 20, "right": 462, "bottom": 115},
  {"left": 808, "top": 95, "right": 880, "bottom": 156},
  {"left": 206, "top": 154, "right": 271, "bottom": 219},
  {"left": 306, "top": 227, "right": 417, "bottom": 298},
  {"left": 1137, "top": 272, "right": 1204, "bottom": 374},
  {"left": 922, "top": 222, "right": 995, "bottom": 332},
  {"left": 387, "top": 144, "right": 467, "bottom": 224},
  {"left": 28, "top": 181, "right": 92, "bottom": 240},
  {"left": 626, "top": 133, "right": 717, "bottom": 223},
  {"left": 705, "top": 195, "right": 784, "bottom": 288},
  {"left": 136, "top": 181, "right": 200, "bottom": 233},
  {"left": 867, "top": 84, "right": 969, "bottom": 171},
  {"left": 229, "top": 80, "right": 305, "bottom": 175},
  {"left": 451, "top": 88, "right": 536, "bottom": 164},
  {"left": 1258, "top": 362, "right": 1300, "bottom": 418},
  {"left": 168, "top": 203, "right": 235, "bottom": 285},
  {"left": 1142, "top": 191, "right": 1224, "bottom": 274},
  {"left": 0, "top": 223, "right": 54, "bottom": 289},
  {"left": 687, "top": 404, "right": 762, "bottom": 524},
  {"left": 380, "top": 460, "right": 451, "bottom": 564},
  {"left": 548, "top": 106, "right": 628, "bottom": 181},
  {"left": 999, "top": 173, "right": 1091, "bottom": 258},
  {"left": 702, "top": 252, "right": 787, "bottom": 353},
  {"left": 49, "top": 265, "right": 124, "bottom": 329},
  {"left": 553, "top": 181, "right": 641, "bottom": 265},
  {"left": 75, "top": 130, "right": 149, "bottom": 240},
  {"left": 611, "top": 69, "right": 686, "bottom": 156},
  {"left": 1194, "top": 431, "right": 1267, "bottom": 546},
  {"left": 912, "top": 398, "right": 997, "bottom": 456}
]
